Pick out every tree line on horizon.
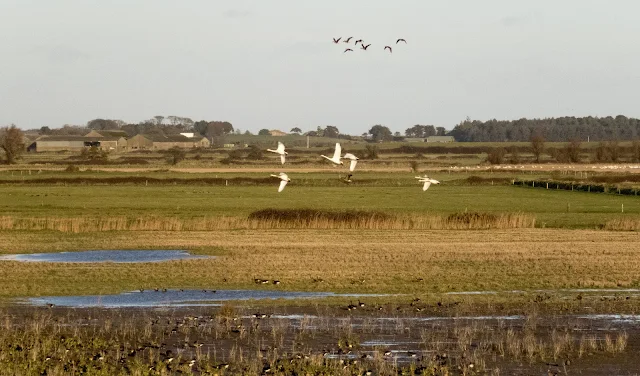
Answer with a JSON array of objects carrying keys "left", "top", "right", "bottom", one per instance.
[
  {"left": 12, "top": 114, "right": 640, "bottom": 144},
  {"left": 449, "top": 115, "right": 640, "bottom": 142}
]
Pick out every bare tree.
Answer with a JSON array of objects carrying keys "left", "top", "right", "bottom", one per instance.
[
  {"left": 607, "top": 141, "right": 620, "bottom": 162},
  {"left": 565, "top": 139, "right": 582, "bottom": 163},
  {"left": 530, "top": 134, "right": 545, "bottom": 163},
  {"left": 153, "top": 116, "right": 165, "bottom": 125},
  {"left": 167, "top": 116, "right": 180, "bottom": 126},
  {"left": 0, "top": 125, "right": 25, "bottom": 164}
]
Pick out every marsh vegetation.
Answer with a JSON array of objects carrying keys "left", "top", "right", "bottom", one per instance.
[{"left": 0, "top": 161, "right": 639, "bottom": 374}]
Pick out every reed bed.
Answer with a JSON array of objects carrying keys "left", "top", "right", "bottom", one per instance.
[
  {"left": 0, "top": 210, "right": 536, "bottom": 233},
  {"left": 603, "top": 217, "right": 640, "bottom": 231}
]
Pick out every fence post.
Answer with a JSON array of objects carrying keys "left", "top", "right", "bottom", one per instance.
[
  {"left": 567, "top": 203, "right": 570, "bottom": 213},
  {"left": 622, "top": 204, "right": 624, "bottom": 213}
]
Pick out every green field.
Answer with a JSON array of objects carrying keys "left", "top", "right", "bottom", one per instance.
[
  {"left": 0, "top": 171, "right": 637, "bottom": 228},
  {"left": 0, "top": 168, "right": 638, "bottom": 300}
]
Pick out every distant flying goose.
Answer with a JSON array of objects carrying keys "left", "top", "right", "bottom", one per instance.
[
  {"left": 321, "top": 143, "right": 344, "bottom": 166},
  {"left": 396, "top": 38, "right": 407, "bottom": 44},
  {"left": 270, "top": 172, "right": 291, "bottom": 192},
  {"left": 266, "top": 141, "right": 288, "bottom": 164},
  {"left": 344, "top": 48, "right": 353, "bottom": 53},
  {"left": 384, "top": 46, "right": 392, "bottom": 53},
  {"left": 342, "top": 153, "right": 359, "bottom": 172},
  {"left": 343, "top": 37, "right": 353, "bottom": 43},
  {"left": 354, "top": 39, "right": 363, "bottom": 45},
  {"left": 361, "top": 44, "right": 371, "bottom": 50},
  {"left": 332, "top": 37, "right": 341, "bottom": 44}
]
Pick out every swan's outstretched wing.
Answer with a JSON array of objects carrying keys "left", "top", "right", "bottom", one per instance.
[
  {"left": 280, "top": 154, "right": 285, "bottom": 164},
  {"left": 276, "top": 142, "right": 285, "bottom": 153},
  {"left": 422, "top": 181, "right": 432, "bottom": 191},
  {"left": 332, "top": 143, "right": 342, "bottom": 161},
  {"left": 278, "top": 179, "right": 288, "bottom": 192},
  {"left": 349, "top": 159, "right": 357, "bottom": 172}
]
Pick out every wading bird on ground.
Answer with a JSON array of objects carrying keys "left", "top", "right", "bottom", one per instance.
[
  {"left": 345, "top": 173, "right": 353, "bottom": 183},
  {"left": 267, "top": 142, "right": 288, "bottom": 164},
  {"left": 321, "top": 143, "right": 344, "bottom": 166},
  {"left": 270, "top": 172, "right": 291, "bottom": 192}
]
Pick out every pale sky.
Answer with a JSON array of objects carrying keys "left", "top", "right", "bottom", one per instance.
[{"left": 1, "top": 0, "right": 639, "bottom": 134}]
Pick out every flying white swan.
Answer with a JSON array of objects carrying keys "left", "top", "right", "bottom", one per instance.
[
  {"left": 415, "top": 175, "right": 440, "bottom": 191},
  {"left": 266, "top": 142, "right": 288, "bottom": 164},
  {"left": 342, "top": 153, "right": 359, "bottom": 172},
  {"left": 270, "top": 172, "right": 291, "bottom": 192},
  {"left": 321, "top": 143, "right": 344, "bottom": 166}
]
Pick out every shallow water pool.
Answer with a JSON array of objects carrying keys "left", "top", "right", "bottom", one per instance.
[
  {"left": 0, "top": 250, "right": 211, "bottom": 263},
  {"left": 23, "top": 289, "right": 385, "bottom": 308}
]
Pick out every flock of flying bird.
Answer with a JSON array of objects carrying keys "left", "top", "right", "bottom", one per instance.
[
  {"left": 333, "top": 36, "right": 407, "bottom": 53},
  {"left": 267, "top": 142, "right": 440, "bottom": 192}
]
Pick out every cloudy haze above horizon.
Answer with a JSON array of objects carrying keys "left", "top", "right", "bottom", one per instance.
[{"left": 1, "top": 0, "right": 639, "bottom": 134}]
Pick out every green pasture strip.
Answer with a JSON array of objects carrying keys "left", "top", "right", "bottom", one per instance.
[{"left": 0, "top": 184, "right": 637, "bottom": 228}]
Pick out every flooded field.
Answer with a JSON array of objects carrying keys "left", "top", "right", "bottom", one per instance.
[
  {"left": 3, "top": 303, "right": 639, "bottom": 375},
  {"left": 0, "top": 249, "right": 211, "bottom": 263},
  {"left": 0, "top": 225, "right": 638, "bottom": 374},
  {"left": 6, "top": 287, "right": 640, "bottom": 374},
  {"left": 22, "top": 289, "right": 387, "bottom": 308}
]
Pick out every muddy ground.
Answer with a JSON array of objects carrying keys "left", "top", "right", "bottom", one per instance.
[{"left": 3, "top": 301, "right": 640, "bottom": 375}]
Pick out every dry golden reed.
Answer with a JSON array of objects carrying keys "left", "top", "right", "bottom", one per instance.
[
  {"left": 603, "top": 218, "right": 640, "bottom": 231},
  {"left": 0, "top": 210, "right": 535, "bottom": 233}
]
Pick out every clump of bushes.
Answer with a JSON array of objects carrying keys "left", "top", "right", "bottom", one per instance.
[
  {"left": 486, "top": 148, "right": 506, "bottom": 164},
  {"left": 164, "top": 147, "right": 186, "bottom": 165},
  {"left": 80, "top": 146, "right": 108, "bottom": 162},
  {"left": 248, "top": 208, "right": 393, "bottom": 224},
  {"left": 447, "top": 212, "right": 497, "bottom": 224},
  {"left": 64, "top": 164, "right": 80, "bottom": 172}
]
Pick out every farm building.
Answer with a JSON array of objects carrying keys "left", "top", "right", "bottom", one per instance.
[
  {"left": 83, "top": 130, "right": 128, "bottom": 151},
  {"left": 269, "top": 130, "right": 287, "bottom": 136},
  {"left": 33, "top": 135, "right": 127, "bottom": 152},
  {"left": 84, "top": 130, "right": 129, "bottom": 138},
  {"left": 404, "top": 138, "right": 425, "bottom": 143},
  {"left": 426, "top": 136, "right": 455, "bottom": 143},
  {"left": 126, "top": 134, "right": 210, "bottom": 150}
]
